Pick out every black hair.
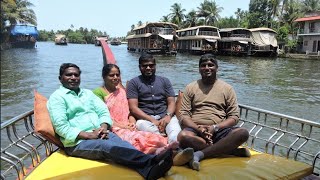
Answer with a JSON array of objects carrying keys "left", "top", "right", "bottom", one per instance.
[
  {"left": 199, "top": 54, "right": 218, "bottom": 67},
  {"left": 138, "top": 53, "right": 156, "bottom": 65},
  {"left": 102, "top": 63, "right": 120, "bottom": 77},
  {"left": 59, "top": 63, "right": 81, "bottom": 76}
]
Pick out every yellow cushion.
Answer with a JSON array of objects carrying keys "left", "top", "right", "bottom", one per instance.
[
  {"left": 26, "top": 149, "right": 312, "bottom": 180},
  {"left": 34, "top": 90, "right": 64, "bottom": 149}
]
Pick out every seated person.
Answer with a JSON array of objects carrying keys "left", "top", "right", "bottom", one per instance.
[
  {"left": 47, "top": 63, "right": 173, "bottom": 180},
  {"left": 93, "top": 64, "right": 178, "bottom": 155},
  {"left": 177, "top": 54, "right": 250, "bottom": 171},
  {"left": 126, "top": 53, "right": 181, "bottom": 143},
  {"left": 93, "top": 64, "right": 193, "bottom": 165}
]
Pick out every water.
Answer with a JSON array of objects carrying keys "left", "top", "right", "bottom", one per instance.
[{"left": 1, "top": 42, "right": 320, "bottom": 123}]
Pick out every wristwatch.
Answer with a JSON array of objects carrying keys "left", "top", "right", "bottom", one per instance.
[
  {"left": 212, "top": 124, "right": 220, "bottom": 133},
  {"left": 166, "top": 112, "right": 173, "bottom": 117}
]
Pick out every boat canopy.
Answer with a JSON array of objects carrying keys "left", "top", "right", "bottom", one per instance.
[
  {"left": 10, "top": 24, "right": 39, "bottom": 38},
  {"left": 126, "top": 33, "right": 152, "bottom": 39},
  {"left": 159, "top": 34, "right": 173, "bottom": 40},
  {"left": 250, "top": 29, "right": 278, "bottom": 47}
]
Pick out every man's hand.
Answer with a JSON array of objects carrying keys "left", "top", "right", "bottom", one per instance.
[
  {"left": 198, "top": 125, "right": 213, "bottom": 145},
  {"left": 158, "top": 116, "right": 171, "bottom": 133},
  {"left": 93, "top": 127, "right": 109, "bottom": 139}
]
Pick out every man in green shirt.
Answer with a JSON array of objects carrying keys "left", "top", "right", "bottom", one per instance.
[{"left": 47, "top": 63, "right": 173, "bottom": 180}]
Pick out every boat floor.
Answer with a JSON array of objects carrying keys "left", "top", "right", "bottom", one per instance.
[{"left": 26, "top": 149, "right": 312, "bottom": 180}]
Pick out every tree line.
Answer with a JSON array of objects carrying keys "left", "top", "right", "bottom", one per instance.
[{"left": 2, "top": 0, "right": 320, "bottom": 46}]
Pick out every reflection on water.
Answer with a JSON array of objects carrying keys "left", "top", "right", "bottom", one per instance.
[{"left": 1, "top": 42, "right": 320, "bottom": 123}]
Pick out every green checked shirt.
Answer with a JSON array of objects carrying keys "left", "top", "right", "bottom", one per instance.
[{"left": 47, "top": 86, "right": 112, "bottom": 147}]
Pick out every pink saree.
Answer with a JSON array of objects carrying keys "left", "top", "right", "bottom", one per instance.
[{"left": 105, "top": 88, "right": 168, "bottom": 154}]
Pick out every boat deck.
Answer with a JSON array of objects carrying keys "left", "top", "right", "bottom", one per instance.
[{"left": 1, "top": 104, "right": 320, "bottom": 179}]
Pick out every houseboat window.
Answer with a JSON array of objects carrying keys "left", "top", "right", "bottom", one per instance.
[{"left": 304, "top": 41, "right": 308, "bottom": 46}]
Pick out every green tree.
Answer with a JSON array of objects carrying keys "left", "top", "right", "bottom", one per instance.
[
  {"left": 5, "top": 0, "right": 37, "bottom": 26},
  {"left": 168, "top": 3, "right": 186, "bottom": 27},
  {"left": 217, "top": 16, "right": 238, "bottom": 28},
  {"left": 197, "top": 0, "right": 223, "bottom": 26},
  {"left": 248, "top": 0, "right": 273, "bottom": 28},
  {"left": 301, "top": 0, "right": 320, "bottom": 13},
  {"left": 182, "top": 10, "right": 199, "bottom": 28},
  {"left": 160, "top": 15, "right": 170, "bottom": 22}
]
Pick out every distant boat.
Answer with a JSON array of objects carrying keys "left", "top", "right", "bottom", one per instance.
[
  {"left": 176, "top": 25, "right": 220, "bottom": 55},
  {"left": 110, "top": 38, "right": 121, "bottom": 46},
  {"left": 218, "top": 28, "right": 252, "bottom": 56},
  {"left": 249, "top": 28, "right": 278, "bottom": 57},
  {"left": 126, "top": 22, "right": 178, "bottom": 55},
  {"left": 54, "top": 34, "right": 67, "bottom": 45},
  {"left": 9, "top": 24, "right": 38, "bottom": 48},
  {"left": 95, "top": 36, "right": 108, "bottom": 46}
]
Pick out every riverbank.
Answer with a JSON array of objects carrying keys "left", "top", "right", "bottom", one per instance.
[{"left": 278, "top": 53, "right": 320, "bottom": 60}]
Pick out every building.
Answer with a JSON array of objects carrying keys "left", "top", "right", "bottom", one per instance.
[{"left": 295, "top": 12, "right": 320, "bottom": 54}]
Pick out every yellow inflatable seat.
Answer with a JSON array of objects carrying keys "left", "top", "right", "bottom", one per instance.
[{"left": 26, "top": 149, "right": 312, "bottom": 180}]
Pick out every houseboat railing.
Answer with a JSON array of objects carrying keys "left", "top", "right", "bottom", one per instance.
[
  {"left": 1, "top": 104, "right": 320, "bottom": 179},
  {"left": 238, "top": 104, "right": 320, "bottom": 176},
  {"left": 1, "top": 110, "right": 56, "bottom": 180}
]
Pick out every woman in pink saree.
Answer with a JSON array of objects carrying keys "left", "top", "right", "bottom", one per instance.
[{"left": 93, "top": 64, "right": 178, "bottom": 155}]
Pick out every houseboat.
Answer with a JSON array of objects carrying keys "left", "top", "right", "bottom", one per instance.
[
  {"left": 94, "top": 35, "right": 108, "bottom": 46},
  {"left": 218, "top": 28, "right": 252, "bottom": 56},
  {"left": 9, "top": 24, "right": 38, "bottom": 48},
  {"left": 54, "top": 34, "right": 67, "bottom": 45},
  {"left": 110, "top": 38, "right": 122, "bottom": 46},
  {"left": 249, "top": 28, "right": 278, "bottom": 56},
  {"left": 176, "top": 26, "right": 220, "bottom": 54},
  {"left": 125, "top": 22, "right": 178, "bottom": 55}
]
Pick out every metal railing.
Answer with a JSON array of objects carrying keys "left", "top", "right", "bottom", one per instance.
[
  {"left": 1, "top": 110, "right": 56, "bottom": 180},
  {"left": 1, "top": 105, "right": 319, "bottom": 179},
  {"left": 239, "top": 104, "right": 320, "bottom": 176}
]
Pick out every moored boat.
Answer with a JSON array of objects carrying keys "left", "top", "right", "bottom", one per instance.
[
  {"left": 249, "top": 27, "right": 278, "bottom": 57},
  {"left": 126, "top": 22, "right": 178, "bottom": 55},
  {"left": 54, "top": 34, "right": 68, "bottom": 45},
  {"left": 110, "top": 38, "right": 122, "bottom": 46},
  {"left": 218, "top": 28, "right": 252, "bottom": 56},
  {"left": 9, "top": 24, "right": 38, "bottom": 48},
  {"left": 176, "top": 26, "right": 220, "bottom": 55}
]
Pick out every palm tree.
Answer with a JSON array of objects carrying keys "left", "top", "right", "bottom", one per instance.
[
  {"left": 183, "top": 10, "right": 198, "bottom": 28},
  {"left": 197, "top": 0, "right": 223, "bottom": 26},
  {"left": 160, "top": 15, "right": 170, "bottom": 22},
  {"left": 6, "top": 0, "right": 37, "bottom": 25},
  {"left": 137, "top": 21, "right": 143, "bottom": 27},
  {"left": 168, "top": 3, "right": 186, "bottom": 27},
  {"left": 301, "top": 0, "right": 320, "bottom": 13}
]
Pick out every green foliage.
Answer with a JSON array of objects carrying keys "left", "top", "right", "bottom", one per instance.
[
  {"left": 217, "top": 16, "right": 238, "bottom": 29},
  {"left": 277, "top": 25, "right": 289, "bottom": 43},
  {"left": 38, "top": 28, "right": 108, "bottom": 44},
  {"left": 248, "top": 0, "right": 273, "bottom": 28}
]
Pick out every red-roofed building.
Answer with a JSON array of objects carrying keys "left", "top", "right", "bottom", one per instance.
[{"left": 294, "top": 12, "right": 320, "bottom": 53}]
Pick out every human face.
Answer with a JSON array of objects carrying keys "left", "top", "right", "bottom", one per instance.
[
  {"left": 139, "top": 60, "right": 156, "bottom": 77},
  {"left": 59, "top": 67, "right": 81, "bottom": 91},
  {"left": 104, "top": 67, "right": 120, "bottom": 88},
  {"left": 199, "top": 60, "right": 218, "bottom": 79}
]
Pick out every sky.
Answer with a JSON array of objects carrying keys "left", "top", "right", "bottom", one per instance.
[{"left": 30, "top": 0, "right": 250, "bottom": 37}]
